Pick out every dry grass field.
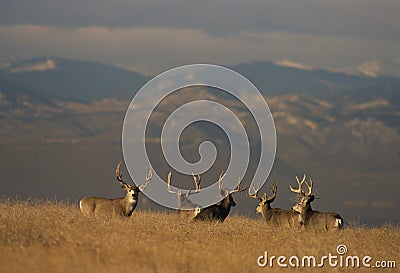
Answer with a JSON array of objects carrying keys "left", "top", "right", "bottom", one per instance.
[{"left": 0, "top": 199, "right": 398, "bottom": 273}]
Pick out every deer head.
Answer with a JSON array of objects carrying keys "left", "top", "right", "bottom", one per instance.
[
  {"left": 290, "top": 174, "right": 315, "bottom": 214},
  {"left": 218, "top": 171, "right": 247, "bottom": 207},
  {"left": 116, "top": 161, "right": 152, "bottom": 203},
  {"left": 248, "top": 182, "right": 277, "bottom": 213},
  {"left": 167, "top": 171, "right": 201, "bottom": 211}
]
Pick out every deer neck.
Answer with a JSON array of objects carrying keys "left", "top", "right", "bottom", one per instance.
[
  {"left": 122, "top": 193, "right": 138, "bottom": 214},
  {"left": 305, "top": 203, "right": 313, "bottom": 213},
  {"left": 261, "top": 203, "right": 272, "bottom": 219},
  {"left": 219, "top": 196, "right": 232, "bottom": 215},
  {"left": 298, "top": 203, "right": 313, "bottom": 223},
  {"left": 177, "top": 194, "right": 187, "bottom": 208}
]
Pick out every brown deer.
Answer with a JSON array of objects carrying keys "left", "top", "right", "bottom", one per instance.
[
  {"left": 290, "top": 174, "right": 343, "bottom": 230},
  {"left": 193, "top": 172, "right": 247, "bottom": 222},
  {"left": 167, "top": 172, "right": 202, "bottom": 220},
  {"left": 79, "top": 161, "right": 152, "bottom": 217},
  {"left": 248, "top": 182, "right": 301, "bottom": 228}
]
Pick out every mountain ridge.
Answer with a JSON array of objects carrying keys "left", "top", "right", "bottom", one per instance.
[
  {"left": 1, "top": 57, "right": 400, "bottom": 102},
  {"left": 0, "top": 57, "right": 150, "bottom": 102}
]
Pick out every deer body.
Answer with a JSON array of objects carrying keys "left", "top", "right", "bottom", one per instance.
[
  {"left": 290, "top": 175, "right": 343, "bottom": 231},
  {"left": 303, "top": 210, "right": 343, "bottom": 230},
  {"left": 192, "top": 172, "right": 246, "bottom": 222},
  {"left": 167, "top": 172, "right": 202, "bottom": 220},
  {"left": 80, "top": 194, "right": 139, "bottom": 217},
  {"left": 79, "top": 162, "right": 152, "bottom": 217},
  {"left": 193, "top": 194, "right": 235, "bottom": 222},
  {"left": 177, "top": 196, "right": 202, "bottom": 220},
  {"left": 258, "top": 206, "right": 301, "bottom": 228},
  {"left": 292, "top": 197, "right": 343, "bottom": 230},
  {"left": 250, "top": 182, "right": 301, "bottom": 228}
]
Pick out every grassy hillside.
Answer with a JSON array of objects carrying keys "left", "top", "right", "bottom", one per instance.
[{"left": 0, "top": 200, "right": 398, "bottom": 273}]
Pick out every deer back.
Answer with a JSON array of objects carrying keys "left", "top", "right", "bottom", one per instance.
[
  {"left": 262, "top": 208, "right": 302, "bottom": 228},
  {"left": 303, "top": 210, "right": 343, "bottom": 230}
]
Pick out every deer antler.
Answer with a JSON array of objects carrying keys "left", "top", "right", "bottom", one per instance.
[
  {"left": 192, "top": 172, "right": 201, "bottom": 192},
  {"left": 167, "top": 171, "right": 177, "bottom": 194},
  {"left": 247, "top": 184, "right": 261, "bottom": 200},
  {"left": 218, "top": 171, "right": 226, "bottom": 190},
  {"left": 138, "top": 165, "right": 152, "bottom": 191},
  {"left": 248, "top": 182, "right": 277, "bottom": 202},
  {"left": 290, "top": 174, "right": 306, "bottom": 195},
  {"left": 230, "top": 177, "right": 248, "bottom": 194},
  {"left": 265, "top": 182, "right": 277, "bottom": 202},
  {"left": 116, "top": 161, "right": 130, "bottom": 188},
  {"left": 167, "top": 172, "right": 184, "bottom": 200},
  {"left": 304, "top": 176, "right": 313, "bottom": 196}
]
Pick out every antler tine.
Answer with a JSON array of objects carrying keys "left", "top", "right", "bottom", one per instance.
[
  {"left": 270, "top": 182, "right": 277, "bottom": 194},
  {"left": 139, "top": 165, "right": 152, "bottom": 191},
  {"left": 300, "top": 173, "right": 306, "bottom": 184},
  {"left": 290, "top": 174, "right": 306, "bottom": 195},
  {"left": 304, "top": 176, "right": 313, "bottom": 196},
  {"left": 230, "top": 177, "right": 248, "bottom": 193},
  {"left": 167, "top": 171, "right": 178, "bottom": 194},
  {"left": 247, "top": 183, "right": 261, "bottom": 200},
  {"left": 192, "top": 172, "right": 201, "bottom": 192},
  {"left": 196, "top": 174, "right": 201, "bottom": 191},
  {"left": 261, "top": 192, "right": 267, "bottom": 202},
  {"left": 218, "top": 171, "right": 226, "bottom": 190},
  {"left": 116, "top": 161, "right": 123, "bottom": 181},
  {"left": 116, "top": 161, "right": 129, "bottom": 186},
  {"left": 146, "top": 165, "right": 153, "bottom": 181},
  {"left": 266, "top": 182, "right": 277, "bottom": 202}
]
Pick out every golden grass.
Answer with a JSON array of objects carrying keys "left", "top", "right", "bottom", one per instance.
[{"left": 0, "top": 199, "right": 399, "bottom": 273}]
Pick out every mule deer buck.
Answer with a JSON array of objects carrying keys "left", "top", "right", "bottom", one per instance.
[
  {"left": 79, "top": 161, "right": 152, "bottom": 217},
  {"left": 248, "top": 182, "right": 301, "bottom": 228},
  {"left": 193, "top": 172, "right": 247, "bottom": 222},
  {"left": 290, "top": 174, "right": 343, "bottom": 230},
  {"left": 167, "top": 172, "right": 202, "bottom": 220}
]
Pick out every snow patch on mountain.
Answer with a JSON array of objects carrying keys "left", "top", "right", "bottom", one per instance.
[{"left": 5, "top": 59, "right": 57, "bottom": 73}]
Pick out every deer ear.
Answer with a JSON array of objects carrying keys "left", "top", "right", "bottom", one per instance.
[{"left": 309, "top": 195, "right": 315, "bottom": 202}]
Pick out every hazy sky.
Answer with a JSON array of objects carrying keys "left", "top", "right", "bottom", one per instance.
[{"left": 1, "top": 0, "right": 399, "bottom": 76}]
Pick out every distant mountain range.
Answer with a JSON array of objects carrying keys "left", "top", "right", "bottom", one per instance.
[
  {"left": 0, "top": 57, "right": 399, "bottom": 225},
  {"left": 1, "top": 57, "right": 400, "bottom": 102},
  {"left": 0, "top": 58, "right": 149, "bottom": 102}
]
